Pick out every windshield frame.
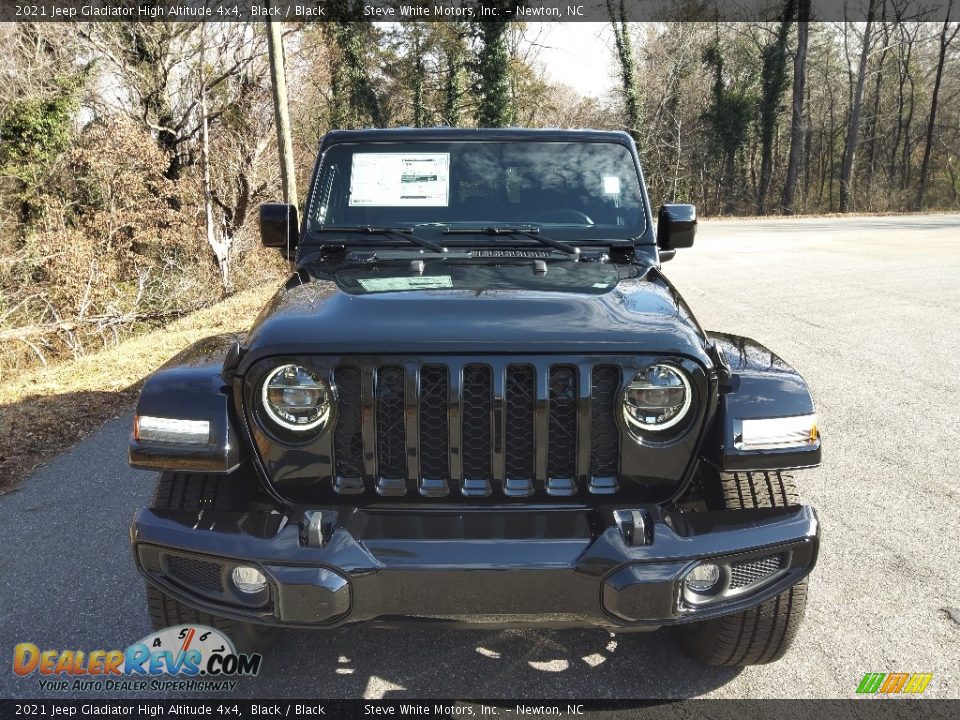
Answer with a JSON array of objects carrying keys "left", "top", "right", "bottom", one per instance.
[{"left": 301, "top": 134, "right": 655, "bottom": 249}]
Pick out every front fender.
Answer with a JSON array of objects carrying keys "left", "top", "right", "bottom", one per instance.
[
  {"left": 705, "top": 332, "right": 821, "bottom": 472},
  {"left": 129, "top": 334, "right": 244, "bottom": 473}
]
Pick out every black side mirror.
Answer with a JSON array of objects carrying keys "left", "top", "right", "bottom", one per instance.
[
  {"left": 260, "top": 203, "right": 299, "bottom": 256},
  {"left": 656, "top": 204, "right": 697, "bottom": 253}
]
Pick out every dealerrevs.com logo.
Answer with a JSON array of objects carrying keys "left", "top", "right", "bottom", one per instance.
[{"left": 13, "top": 625, "right": 262, "bottom": 692}]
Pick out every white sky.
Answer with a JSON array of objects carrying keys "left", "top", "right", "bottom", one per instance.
[{"left": 525, "top": 23, "right": 617, "bottom": 98}]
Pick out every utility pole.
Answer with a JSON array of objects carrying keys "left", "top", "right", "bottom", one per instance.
[{"left": 266, "top": 9, "right": 298, "bottom": 211}]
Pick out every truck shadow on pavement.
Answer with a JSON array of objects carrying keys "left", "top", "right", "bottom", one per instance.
[
  {"left": 235, "top": 626, "right": 741, "bottom": 699},
  {"left": 0, "top": 388, "right": 139, "bottom": 494}
]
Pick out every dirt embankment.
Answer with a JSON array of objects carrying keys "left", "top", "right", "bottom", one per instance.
[{"left": 0, "top": 286, "right": 275, "bottom": 493}]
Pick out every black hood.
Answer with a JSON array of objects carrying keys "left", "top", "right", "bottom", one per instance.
[{"left": 238, "top": 262, "right": 711, "bottom": 372}]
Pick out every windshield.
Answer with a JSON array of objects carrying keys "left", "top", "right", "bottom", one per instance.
[{"left": 308, "top": 140, "right": 648, "bottom": 242}]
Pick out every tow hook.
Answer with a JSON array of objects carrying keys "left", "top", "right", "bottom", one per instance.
[
  {"left": 613, "top": 509, "right": 652, "bottom": 546},
  {"left": 302, "top": 510, "right": 338, "bottom": 547}
]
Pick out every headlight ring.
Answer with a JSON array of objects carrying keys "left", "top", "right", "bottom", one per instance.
[
  {"left": 260, "top": 363, "right": 332, "bottom": 433},
  {"left": 622, "top": 363, "right": 693, "bottom": 435}
]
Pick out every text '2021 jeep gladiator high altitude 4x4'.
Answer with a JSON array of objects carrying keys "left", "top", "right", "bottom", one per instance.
[{"left": 129, "top": 128, "right": 821, "bottom": 666}]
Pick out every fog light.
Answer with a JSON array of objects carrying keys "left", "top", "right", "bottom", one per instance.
[
  {"left": 684, "top": 562, "right": 721, "bottom": 594},
  {"left": 231, "top": 566, "right": 267, "bottom": 594}
]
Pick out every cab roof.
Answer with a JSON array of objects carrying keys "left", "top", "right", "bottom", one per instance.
[{"left": 319, "top": 127, "right": 636, "bottom": 148}]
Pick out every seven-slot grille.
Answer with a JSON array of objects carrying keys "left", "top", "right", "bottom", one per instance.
[{"left": 331, "top": 361, "right": 622, "bottom": 498}]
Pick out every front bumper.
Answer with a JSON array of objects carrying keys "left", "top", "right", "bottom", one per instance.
[{"left": 131, "top": 503, "right": 819, "bottom": 630}]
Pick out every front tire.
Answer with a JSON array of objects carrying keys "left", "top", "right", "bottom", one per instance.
[
  {"left": 677, "top": 470, "right": 809, "bottom": 666},
  {"left": 143, "top": 471, "right": 274, "bottom": 653}
]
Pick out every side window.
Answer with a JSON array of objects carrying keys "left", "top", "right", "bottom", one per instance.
[{"left": 315, "top": 163, "right": 339, "bottom": 224}]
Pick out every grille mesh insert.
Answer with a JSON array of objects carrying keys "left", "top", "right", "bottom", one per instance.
[
  {"left": 729, "top": 553, "right": 786, "bottom": 589},
  {"left": 376, "top": 366, "right": 406, "bottom": 479},
  {"left": 166, "top": 555, "right": 223, "bottom": 593},
  {"left": 333, "top": 366, "right": 363, "bottom": 479},
  {"left": 418, "top": 365, "right": 449, "bottom": 480},
  {"left": 505, "top": 366, "right": 536, "bottom": 481},
  {"left": 547, "top": 366, "right": 578, "bottom": 479},
  {"left": 590, "top": 366, "right": 621, "bottom": 477},
  {"left": 461, "top": 365, "right": 493, "bottom": 481}
]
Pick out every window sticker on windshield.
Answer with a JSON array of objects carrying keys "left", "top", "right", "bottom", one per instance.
[
  {"left": 350, "top": 153, "right": 450, "bottom": 207},
  {"left": 602, "top": 175, "right": 621, "bottom": 195},
  {"left": 356, "top": 276, "right": 453, "bottom": 292}
]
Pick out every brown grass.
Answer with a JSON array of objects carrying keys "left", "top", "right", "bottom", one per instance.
[{"left": 0, "top": 285, "right": 277, "bottom": 494}]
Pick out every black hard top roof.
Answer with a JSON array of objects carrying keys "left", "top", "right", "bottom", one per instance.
[{"left": 319, "top": 127, "right": 635, "bottom": 147}]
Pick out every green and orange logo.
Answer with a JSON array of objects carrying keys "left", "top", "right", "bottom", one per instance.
[{"left": 856, "top": 672, "right": 933, "bottom": 695}]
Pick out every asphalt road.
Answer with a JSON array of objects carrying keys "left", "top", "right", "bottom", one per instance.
[{"left": 2, "top": 214, "right": 959, "bottom": 700}]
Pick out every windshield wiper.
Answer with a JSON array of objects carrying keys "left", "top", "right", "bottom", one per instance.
[
  {"left": 443, "top": 226, "right": 580, "bottom": 256},
  {"left": 313, "top": 225, "right": 448, "bottom": 253}
]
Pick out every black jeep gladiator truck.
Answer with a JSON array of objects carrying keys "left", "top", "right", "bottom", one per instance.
[{"left": 130, "top": 128, "right": 821, "bottom": 666}]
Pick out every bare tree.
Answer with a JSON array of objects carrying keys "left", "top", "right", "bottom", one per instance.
[
  {"left": 839, "top": 0, "right": 878, "bottom": 212},
  {"left": 267, "top": 16, "right": 298, "bottom": 210},
  {"left": 756, "top": 0, "right": 796, "bottom": 214},
  {"left": 782, "top": 0, "right": 811, "bottom": 212},
  {"left": 916, "top": 1, "right": 958, "bottom": 207}
]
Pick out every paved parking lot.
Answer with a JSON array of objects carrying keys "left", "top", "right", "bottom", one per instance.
[{"left": 1, "top": 214, "right": 958, "bottom": 699}]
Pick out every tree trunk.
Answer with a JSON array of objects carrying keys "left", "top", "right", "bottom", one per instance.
[
  {"left": 864, "top": 3, "right": 889, "bottom": 191},
  {"left": 757, "top": 0, "right": 796, "bottom": 214},
  {"left": 444, "top": 51, "right": 462, "bottom": 126},
  {"left": 267, "top": 14, "right": 298, "bottom": 212},
  {"left": 915, "top": 1, "right": 956, "bottom": 209},
  {"left": 901, "top": 72, "right": 916, "bottom": 191},
  {"left": 476, "top": 5, "right": 513, "bottom": 128},
  {"left": 607, "top": 0, "right": 642, "bottom": 149},
  {"left": 839, "top": 0, "right": 877, "bottom": 212},
  {"left": 782, "top": 0, "right": 810, "bottom": 213},
  {"left": 411, "top": 27, "right": 427, "bottom": 128},
  {"left": 200, "top": 27, "right": 230, "bottom": 288},
  {"left": 439, "top": 22, "right": 467, "bottom": 126},
  {"left": 888, "top": 18, "right": 915, "bottom": 189}
]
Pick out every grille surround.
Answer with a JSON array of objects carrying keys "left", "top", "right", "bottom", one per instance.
[{"left": 246, "top": 355, "right": 706, "bottom": 503}]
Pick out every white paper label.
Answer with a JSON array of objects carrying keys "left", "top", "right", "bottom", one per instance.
[
  {"left": 357, "top": 276, "right": 453, "bottom": 292},
  {"left": 349, "top": 153, "right": 450, "bottom": 207},
  {"left": 602, "top": 175, "right": 621, "bottom": 195}
]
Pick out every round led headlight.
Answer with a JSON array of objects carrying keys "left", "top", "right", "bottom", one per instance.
[
  {"left": 623, "top": 364, "right": 692, "bottom": 433},
  {"left": 261, "top": 364, "right": 331, "bottom": 432}
]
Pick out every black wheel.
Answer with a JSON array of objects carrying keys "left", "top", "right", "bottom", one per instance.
[
  {"left": 143, "top": 471, "right": 275, "bottom": 653},
  {"left": 677, "top": 470, "right": 809, "bottom": 666}
]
